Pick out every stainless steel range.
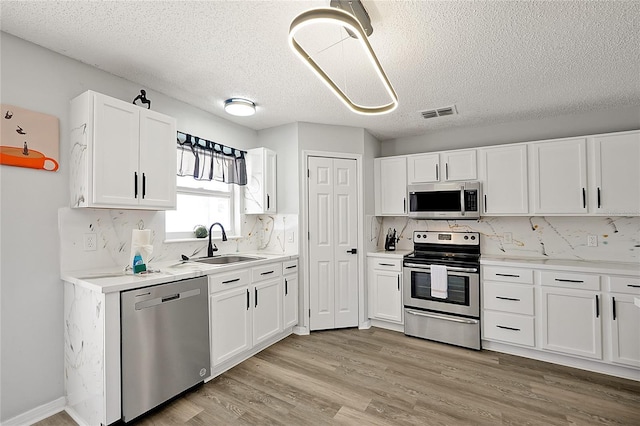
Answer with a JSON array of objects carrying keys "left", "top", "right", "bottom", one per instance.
[{"left": 403, "top": 231, "right": 481, "bottom": 350}]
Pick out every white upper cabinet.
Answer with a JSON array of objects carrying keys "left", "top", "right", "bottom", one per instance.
[
  {"left": 479, "top": 144, "right": 529, "bottom": 215},
  {"left": 589, "top": 131, "right": 640, "bottom": 216},
  {"left": 407, "top": 153, "right": 440, "bottom": 183},
  {"left": 442, "top": 149, "right": 477, "bottom": 181},
  {"left": 530, "top": 138, "right": 588, "bottom": 215},
  {"left": 375, "top": 157, "right": 407, "bottom": 215},
  {"left": 70, "top": 90, "right": 177, "bottom": 210},
  {"left": 244, "top": 147, "right": 277, "bottom": 214},
  {"left": 407, "top": 149, "right": 477, "bottom": 184}
]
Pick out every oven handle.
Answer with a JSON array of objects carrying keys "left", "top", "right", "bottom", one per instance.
[
  {"left": 406, "top": 310, "right": 479, "bottom": 325},
  {"left": 403, "top": 263, "right": 478, "bottom": 273}
]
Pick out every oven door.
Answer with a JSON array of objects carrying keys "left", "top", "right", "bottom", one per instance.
[{"left": 403, "top": 263, "right": 480, "bottom": 317}]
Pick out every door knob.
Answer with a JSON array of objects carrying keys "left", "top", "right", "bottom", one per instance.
[{"left": 347, "top": 248, "right": 357, "bottom": 254}]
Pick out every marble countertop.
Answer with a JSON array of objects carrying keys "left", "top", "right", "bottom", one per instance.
[
  {"left": 481, "top": 256, "right": 640, "bottom": 276},
  {"left": 367, "top": 249, "right": 413, "bottom": 258},
  {"left": 61, "top": 252, "right": 297, "bottom": 294}
]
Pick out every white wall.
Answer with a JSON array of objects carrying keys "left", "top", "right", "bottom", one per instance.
[
  {"left": 381, "top": 106, "right": 640, "bottom": 156},
  {"left": 0, "top": 32, "right": 259, "bottom": 422}
]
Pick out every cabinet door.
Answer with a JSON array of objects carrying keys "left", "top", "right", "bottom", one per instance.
[
  {"left": 369, "top": 269, "right": 403, "bottom": 323},
  {"left": 541, "top": 287, "right": 602, "bottom": 359},
  {"left": 210, "top": 287, "right": 252, "bottom": 366},
  {"left": 591, "top": 132, "right": 640, "bottom": 215},
  {"left": 265, "top": 149, "right": 277, "bottom": 213},
  {"left": 407, "top": 153, "right": 439, "bottom": 183},
  {"left": 92, "top": 93, "right": 140, "bottom": 206},
  {"left": 442, "top": 150, "right": 477, "bottom": 181},
  {"left": 138, "top": 109, "right": 177, "bottom": 208},
  {"left": 609, "top": 293, "right": 640, "bottom": 368},
  {"left": 530, "top": 138, "right": 588, "bottom": 214},
  {"left": 283, "top": 273, "right": 299, "bottom": 329},
  {"left": 253, "top": 279, "right": 283, "bottom": 346},
  {"left": 376, "top": 157, "right": 407, "bottom": 215},
  {"left": 479, "top": 145, "right": 529, "bottom": 214}
]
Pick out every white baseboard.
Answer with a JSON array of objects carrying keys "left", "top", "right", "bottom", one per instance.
[
  {"left": 293, "top": 325, "right": 309, "bottom": 335},
  {"left": 1, "top": 397, "right": 66, "bottom": 426},
  {"left": 64, "top": 406, "right": 90, "bottom": 426}
]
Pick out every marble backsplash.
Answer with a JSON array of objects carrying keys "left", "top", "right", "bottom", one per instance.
[
  {"left": 58, "top": 207, "right": 298, "bottom": 272},
  {"left": 377, "top": 216, "right": 640, "bottom": 263}
]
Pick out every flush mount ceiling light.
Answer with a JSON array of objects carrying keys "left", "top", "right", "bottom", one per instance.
[
  {"left": 289, "top": 7, "right": 398, "bottom": 115},
  {"left": 224, "top": 98, "right": 256, "bottom": 117}
]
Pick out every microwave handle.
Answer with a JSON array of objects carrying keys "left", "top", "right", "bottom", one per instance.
[{"left": 460, "top": 185, "right": 465, "bottom": 216}]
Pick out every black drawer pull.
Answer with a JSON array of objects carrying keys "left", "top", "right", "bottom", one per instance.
[
  {"left": 496, "top": 325, "right": 520, "bottom": 332},
  {"left": 285, "top": 265, "right": 296, "bottom": 270},
  {"left": 496, "top": 273, "right": 520, "bottom": 278},
  {"left": 260, "top": 270, "right": 275, "bottom": 276},
  {"left": 496, "top": 296, "right": 520, "bottom": 302},
  {"left": 222, "top": 278, "right": 240, "bottom": 284},
  {"left": 285, "top": 279, "right": 288, "bottom": 295},
  {"left": 255, "top": 287, "right": 258, "bottom": 307},
  {"left": 246, "top": 289, "right": 250, "bottom": 310},
  {"left": 555, "top": 278, "right": 584, "bottom": 283},
  {"left": 612, "top": 296, "right": 616, "bottom": 321},
  {"left": 595, "top": 294, "right": 599, "bottom": 318},
  {"left": 379, "top": 263, "right": 395, "bottom": 267},
  {"left": 627, "top": 284, "right": 640, "bottom": 288}
]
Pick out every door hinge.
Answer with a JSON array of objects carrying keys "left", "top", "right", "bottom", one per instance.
[
  {"left": 308, "top": 231, "right": 310, "bottom": 240},
  {"left": 307, "top": 169, "right": 310, "bottom": 178},
  {"left": 309, "top": 308, "right": 311, "bottom": 317}
]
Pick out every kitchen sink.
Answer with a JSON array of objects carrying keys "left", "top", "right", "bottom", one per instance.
[{"left": 193, "top": 255, "right": 265, "bottom": 265}]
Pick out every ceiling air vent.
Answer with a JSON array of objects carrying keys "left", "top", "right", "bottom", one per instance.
[{"left": 420, "top": 105, "right": 457, "bottom": 119}]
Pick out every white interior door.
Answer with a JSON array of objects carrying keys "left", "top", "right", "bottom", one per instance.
[{"left": 308, "top": 156, "right": 358, "bottom": 331}]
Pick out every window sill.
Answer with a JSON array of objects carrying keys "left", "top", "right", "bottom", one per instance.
[{"left": 164, "top": 235, "right": 243, "bottom": 244}]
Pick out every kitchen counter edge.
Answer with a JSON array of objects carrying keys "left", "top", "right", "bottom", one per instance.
[
  {"left": 61, "top": 253, "right": 298, "bottom": 294},
  {"left": 481, "top": 256, "right": 640, "bottom": 276}
]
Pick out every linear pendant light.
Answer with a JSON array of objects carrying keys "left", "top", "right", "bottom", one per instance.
[{"left": 289, "top": 7, "right": 398, "bottom": 115}]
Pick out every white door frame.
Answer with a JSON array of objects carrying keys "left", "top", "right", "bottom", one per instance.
[{"left": 296, "top": 150, "right": 365, "bottom": 335}]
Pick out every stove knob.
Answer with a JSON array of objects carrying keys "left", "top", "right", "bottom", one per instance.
[
  {"left": 422, "top": 234, "right": 427, "bottom": 239},
  {"left": 471, "top": 236, "right": 476, "bottom": 240},
  {"left": 464, "top": 236, "right": 469, "bottom": 240}
]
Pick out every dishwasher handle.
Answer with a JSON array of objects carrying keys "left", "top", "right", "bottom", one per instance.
[{"left": 135, "top": 288, "right": 201, "bottom": 310}]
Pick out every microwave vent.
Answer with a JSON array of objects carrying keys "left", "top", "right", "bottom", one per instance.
[{"left": 421, "top": 105, "right": 457, "bottom": 119}]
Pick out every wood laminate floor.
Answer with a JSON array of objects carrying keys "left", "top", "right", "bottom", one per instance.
[{"left": 36, "top": 327, "right": 640, "bottom": 425}]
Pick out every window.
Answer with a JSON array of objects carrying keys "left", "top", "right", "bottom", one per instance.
[{"left": 165, "top": 175, "right": 238, "bottom": 240}]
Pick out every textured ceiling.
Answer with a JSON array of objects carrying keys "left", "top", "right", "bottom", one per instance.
[{"left": 2, "top": 0, "right": 639, "bottom": 141}]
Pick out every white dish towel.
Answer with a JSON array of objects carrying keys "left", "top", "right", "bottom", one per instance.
[{"left": 430, "top": 264, "right": 448, "bottom": 299}]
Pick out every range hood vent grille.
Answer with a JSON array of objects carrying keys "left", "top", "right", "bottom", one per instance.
[{"left": 421, "top": 105, "right": 457, "bottom": 119}]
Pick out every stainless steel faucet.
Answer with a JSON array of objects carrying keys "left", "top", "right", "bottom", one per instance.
[{"left": 208, "top": 222, "right": 228, "bottom": 257}]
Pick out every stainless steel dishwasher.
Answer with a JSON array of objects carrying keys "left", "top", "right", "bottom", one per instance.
[{"left": 121, "top": 276, "right": 209, "bottom": 423}]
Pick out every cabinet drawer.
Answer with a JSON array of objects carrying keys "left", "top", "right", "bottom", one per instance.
[
  {"left": 483, "top": 282, "right": 534, "bottom": 315},
  {"left": 609, "top": 276, "right": 640, "bottom": 295},
  {"left": 483, "top": 311, "right": 535, "bottom": 347},
  {"left": 369, "top": 257, "right": 402, "bottom": 272},
  {"left": 482, "top": 266, "right": 533, "bottom": 284},
  {"left": 283, "top": 259, "right": 298, "bottom": 275},
  {"left": 209, "top": 269, "right": 251, "bottom": 293},
  {"left": 541, "top": 271, "right": 599, "bottom": 290},
  {"left": 252, "top": 263, "right": 282, "bottom": 282}
]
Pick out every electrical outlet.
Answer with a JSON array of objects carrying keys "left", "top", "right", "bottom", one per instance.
[
  {"left": 503, "top": 232, "right": 513, "bottom": 244},
  {"left": 587, "top": 235, "right": 598, "bottom": 247},
  {"left": 83, "top": 233, "right": 97, "bottom": 251},
  {"left": 287, "top": 231, "right": 295, "bottom": 243}
]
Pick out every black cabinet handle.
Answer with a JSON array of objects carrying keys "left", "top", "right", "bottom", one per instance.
[
  {"left": 595, "top": 294, "right": 599, "bottom": 318},
  {"left": 134, "top": 172, "right": 138, "bottom": 198},
  {"left": 612, "top": 296, "right": 616, "bottom": 320},
  {"left": 285, "top": 279, "right": 288, "bottom": 295},
  {"left": 267, "top": 194, "right": 270, "bottom": 210},
  {"left": 260, "top": 270, "right": 274, "bottom": 276},
  {"left": 222, "top": 278, "right": 240, "bottom": 284},
  {"left": 597, "top": 187, "right": 601, "bottom": 209},
  {"left": 285, "top": 265, "right": 296, "bottom": 270},
  {"left": 496, "top": 273, "right": 520, "bottom": 278},
  {"left": 484, "top": 194, "right": 487, "bottom": 213},
  {"left": 555, "top": 278, "right": 584, "bottom": 284},
  {"left": 255, "top": 287, "right": 258, "bottom": 308},
  {"left": 445, "top": 163, "right": 449, "bottom": 180},
  {"left": 403, "top": 197, "right": 406, "bottom": 213},
  {"left": 435, "top": 164, "right": 439, "bottom": 181},
  {"left": 246, "top": 289, "right": 250, "bottom": 310},
  {"left": 397, "top": 275, "right": 400, "bottom": 291},
  {"left": 496, "top": 325, "right": 520, "bottom": 331},
  {"left": 379, "top": 263, "right": 394, "bottom": 266},
  {"left": 582, "top": 188, "right": 586, "bottom": 209},
  {"left": 142, "top": 173, "right": 146, "bottom": 199},
  {"left": 496, "top": 296, "right": 520, "bottom": 302},
  {"left": 627, "top": 284, "right": 640, "bottom": 288}
]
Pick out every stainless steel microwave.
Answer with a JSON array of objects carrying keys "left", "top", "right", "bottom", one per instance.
[{"left": 407, "top": 182, "right": 481, "bottom": 219}]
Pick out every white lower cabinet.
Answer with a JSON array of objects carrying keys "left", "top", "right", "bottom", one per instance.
[
  {"left": 283, "top": 260, "right": 299, "bottom": 329},
  {"left": 252, "top": 278, "right": 283, "bottom": 346},
  {"left": 368, "top": 254, "right": 403, "bottom": 325},
  {"left": 541, "top": 286, "right": 602, "bottom": 360},
  {"left": 210, "top": 286, "right": 252, "bottom": 366},
  {"left": 608, "top": 276, "right": 640, "bottom": 368}
]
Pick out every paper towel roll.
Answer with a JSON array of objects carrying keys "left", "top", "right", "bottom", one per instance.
[{"left": 131, "top": 229, "right": 153, "bottom": 267}]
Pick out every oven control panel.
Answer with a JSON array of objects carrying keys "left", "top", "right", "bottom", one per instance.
[{"left": 412, "top": 231, "right": 479, "bottom": 245}]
